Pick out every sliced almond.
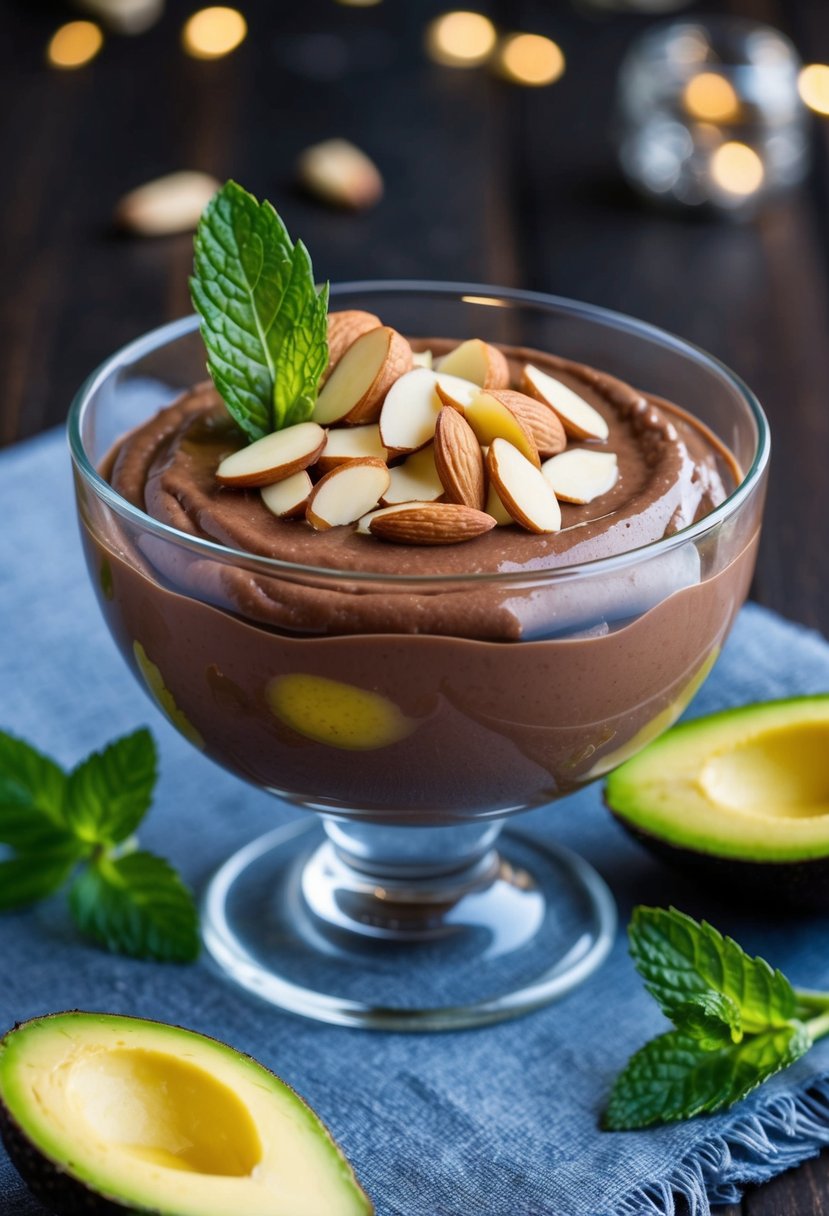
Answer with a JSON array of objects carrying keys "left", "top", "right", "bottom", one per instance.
[
  {"left": 260, "top": 471, "right": 313, "bottom": 519},
  {"left": 379, "top": 368, "right": 443, "bottom": 456},
  {"left": 436, "top": 339, "right": 510, "bottom": 389},
  {"left": 434, "top": 372, "right": 481, "bottom": 414},
  {"left": 306, "top": 458, "right": 390, "bottom": 530},
  {"left": 412, "top": 349, "right": 433, "bottom": 369},
  {"left": 317, "top": 424, "right": 386, "bottom": 473},
  {"left": 325, "top": 310, "right": 382, "bottom": 380},
  {"left": 434, "top": 407, "right": 485, "bottom": 510},
  {"left": 464, "top": 392, "right": 540, "bottom": 467},
  {"left": 369, "top": 502, "right": 496, "bottom": 546},
  {"left": 542, "top": 449, "right": 619, "bottom": 504},
  {"left": 485, "top": 481, "right": 513, "bottom": 526},
  {"left": 216, "top": 422, "right": 326, "bottom": 488},
  {"left": 313, "top": 327, "right": 412, "bottom": 426},
  {"left": 486, "top": 389, "right": 566, "bottom": 459},
  {"left": 381, "top": 444, "right": 444, "bottom": 505},
  {"left": 522, "top": 364, "right": 609, "bottom": 442},
  {"left": 487, "top": 439, "right": 561, "bottom": 534}
]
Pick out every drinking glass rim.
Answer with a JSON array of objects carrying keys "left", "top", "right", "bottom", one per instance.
[{"left": 67, "top": 280, "right": 770, "bottom": 588}]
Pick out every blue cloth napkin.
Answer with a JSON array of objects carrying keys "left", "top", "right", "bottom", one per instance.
[{"left": 1, "top": 428, "right": 829, "bottom": 1216}]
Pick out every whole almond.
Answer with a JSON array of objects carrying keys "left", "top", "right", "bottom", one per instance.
[
  {"left": 486, "top": 390, "right": 566, "bottom": 459},
  {"left": 297, "top": 139, "right": 384, "bottom": 210},
  {"left": 434, "top": 407, "right": 485, "bottom": 510},
  {"left": 369, "top": 502, "right": 496, "bottom": 545},
  {"left": 115, "top": 171, "right": 220, "bottom": 236},
  {"left": 325, "top": 310, "right": 382, "bottom": 381}
]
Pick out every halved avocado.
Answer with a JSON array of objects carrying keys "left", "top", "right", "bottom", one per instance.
[
  {"left": 0, "top": 1011, "right": 372, "bottom": 1216},
  {"left": 605, "top": 696, "right": 829, "bottom": 912}
]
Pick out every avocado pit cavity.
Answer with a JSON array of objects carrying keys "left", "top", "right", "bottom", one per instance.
[
  {"left": 66, "top": 1048, "right": 263, "bottom": 1176},
  {"left": 698, "top": 722, "right": 829, "bottom": 820}
]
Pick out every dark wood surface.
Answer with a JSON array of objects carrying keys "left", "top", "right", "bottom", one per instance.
[{"left": 2, "top": 0, "right": 828, "bottom": 1212}]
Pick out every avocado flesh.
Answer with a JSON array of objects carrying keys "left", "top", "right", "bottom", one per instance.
[
  {"left": 0, "top": 1012, "right": 372, "bottom": 1216},
  {"left": 606, "top": 697, "right": 829, "bottom": 862}
]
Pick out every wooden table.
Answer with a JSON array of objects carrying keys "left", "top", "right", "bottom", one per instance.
[{"left": 2, "top": 0, "right": 827, "bottom": 1211}]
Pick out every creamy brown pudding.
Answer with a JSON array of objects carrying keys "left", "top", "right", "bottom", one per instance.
[{"left": 88, "top": 337, "right": 761, "bottom": 818}]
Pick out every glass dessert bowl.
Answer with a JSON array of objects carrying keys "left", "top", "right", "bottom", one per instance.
[{"left": 68, "top": 283, "right": 768, "bottom": 1030}]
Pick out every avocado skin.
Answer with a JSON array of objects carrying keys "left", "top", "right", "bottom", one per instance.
[
  {"left": 0, "top": 1095, "right": 137, "bottom": 1216},
  {"left": 612, "top": 816, "right": 829, "bottom": 914},
  {"left": 0, "top": 1011, "right": 374, "bottom": 1216}
]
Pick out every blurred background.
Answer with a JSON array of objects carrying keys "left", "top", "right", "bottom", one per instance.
[{"left": 2, "top": 0, "right": 829, "bottom": 644}]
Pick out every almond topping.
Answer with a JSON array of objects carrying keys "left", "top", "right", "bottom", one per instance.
[
  {"left": 464, "top": 392, "right": 540, "bottom": 467},
  {"left": 522, "top": 363, "right": 609, "bottom": 442},
  {"left": 486, "top": 438, "right": 562, "bottom": 534},
  {"left": 369, "top": 502, "right": 496, "bottom": 546},
  {"left": 306, "top": 458, "right": 390, "bottom": 530},
  {"left": 216, "top": 422, "right": 326, "bottom": 488},
  {"left": 260, "top": 471, "right": 313, "bottom": 519},
  {"left": 434, "top": 406, "right": 485, "bottom": 510},
  {"left": 317, "top": 424, "right": 387, "bottom": 473},
  {"left": 379, "top": 368, "right": 444, "bottom": 456},
  {"left": 486, "top": 389, "right": 566, "bottom": 459},
  {"left": 412, "top": 349, "right": 434, "bottom": 369},
  {"left": 356, "top": 503, "right": 413, "bottom": 535},
  {"left": 485, "top": 481, "right": 513, "bottom": 526},
  {"left": 381, "top": 444, "right": 444, "bottom": 505},
  {"left": 434, "top": 372, "right": 481, "bottom": 414},
  {"left": 313, "top": 326, "right": 412, "bottom": 426},
  {"left": 542, "top": 449, "right": 619, "bottom": 504},
  {"left": 436, "top": 339, "right": 510, "bottom": 389},
  {"left": 325, "top": 310, "right": 382, "bottom": 380}
]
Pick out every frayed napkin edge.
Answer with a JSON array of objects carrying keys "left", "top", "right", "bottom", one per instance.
[{"left": 611, "top": 1073, "right": 829, "bottom": 1216}]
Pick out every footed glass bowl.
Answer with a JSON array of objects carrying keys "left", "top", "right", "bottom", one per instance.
[{"left": 68, "top": 284, "right": 768, "bottom": 1030}]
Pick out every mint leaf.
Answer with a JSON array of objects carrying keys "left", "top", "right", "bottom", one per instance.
[
  {"left": 70, "top": 851, "right": 199, "bottom": 963},
  {"left": 0, "top": 732, "right": 74, "bottom": 851},
  {"left": 0, "top": 845, "right": 83, "bottom": 910},
  {"left": 190, "top": 180, "right": 329, "bottom": 441},
  {"left": 65, "top": 728, "right": 156, "bottom": 846},
  {"left": 673, "top": 991, "right": 743, "bottom": 1050},
  {"left": 605, "top": 1022, "right": 812, "bottom": 1130},
  {"left": 629, "top": 906, "right": 796, "bottom": 1033}
]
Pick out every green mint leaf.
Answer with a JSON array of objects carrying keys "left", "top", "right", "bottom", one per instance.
[
  {"left": 0, "top": 845, "right": 83, "bottom": 911},
  {"left": 0, "top": 731, "right": 74, "bottom": 851},
  {"left": 605, "top": 1021, "right": 813, "bottom": 1130},
  {"left": 190, "top": 180, "right": 329, "bottom": 441},
  {"left": 629, "top": 906, "right": 796, "bottom": 1033},
  {"left": 70, "top": 851, "right": 199, "bottom": 963},
  {"left": 673, "top": 991, "right": 743, "bottom": 1050},
  {"left": 65, "top": 728, "right": 157, "bottom": 846}
]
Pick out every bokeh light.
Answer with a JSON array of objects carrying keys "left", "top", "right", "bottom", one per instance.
[
  {"left": 497, "top": 34, "right": 565, "bottom": 87},
  {"left": 425, "top": 11, "right": 497, "bottom": 68},
  {"left": 47, "top": 21, "right": 104, "bottom": 69},
  {"left": 182, "top": 7, "right": 247, "bottom": 60},
  {"left": 710, "top": 142, "right": 765, "bottom": 196},
  {"left": 683, "top": 72, "right": 741, "bottom": 122},
  {"left": 798, "top": 64, "right": 829, "bottom": 116}
]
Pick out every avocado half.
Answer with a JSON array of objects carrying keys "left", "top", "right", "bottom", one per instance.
[
  {"left": 605, "top": 696, "right": 829, "bottom": 912},
  {"left": 0, "top": 1011, "right": 372, "bottom": 1216}
]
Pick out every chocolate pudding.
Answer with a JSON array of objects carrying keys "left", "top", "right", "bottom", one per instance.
[{"left": 82, "top": 339, "right": 763, "bottom": 821}]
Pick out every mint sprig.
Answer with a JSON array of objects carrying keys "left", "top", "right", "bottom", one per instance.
[
  {"left": 604, "top": 907, "right": 829, "bottom": 1130},
  {"left": 0, "top": 728, "right": 198, "bottom": 963},
  {"left": 190, "top": 180, "right": 329, "bottom": 441}
]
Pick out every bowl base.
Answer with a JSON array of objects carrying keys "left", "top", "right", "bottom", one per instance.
[{"left": 202, "top": 820, "right": 616, "bottom": 1031}]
